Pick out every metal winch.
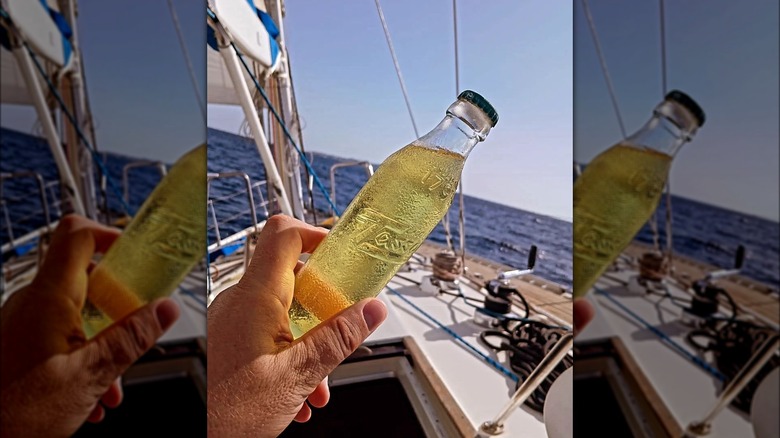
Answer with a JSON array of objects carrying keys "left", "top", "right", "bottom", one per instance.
[
  {"left": 473, "top": 245, "right": 537, "bottom": 328},
  {"left": 681, "top": 245, "right": 745, "bottom": 326}
]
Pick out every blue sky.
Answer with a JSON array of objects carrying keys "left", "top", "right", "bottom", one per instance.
[
  {"left": 574, "top": 0, "right": 779, "bottom": 221},
  {"left": 9, "top": 2, "right": 772, "bottom": 222},
  {"left": 1, "top": 0, "right": 205, "bottom": 163},
  {"left": 208, "top": 0, "right": 574, "bottom": 221}
]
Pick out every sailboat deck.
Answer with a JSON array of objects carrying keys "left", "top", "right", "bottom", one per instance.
[
  {"left": 623, "top": 242, "right": 779, "bottom": 325},
  {"left": 578, "top": 241, "right": 779, "bottom": 437},
  {"left": 416, "top": 241, "right": 573, "bottom": 325}
]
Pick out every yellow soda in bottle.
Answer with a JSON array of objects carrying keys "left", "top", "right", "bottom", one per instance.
[
  {"left": 290, "top": 90, "right": 498, "bottom": 336},
  {"left": 573, "top": 91, "right": 705, "bottom": 297},
  {"left": 84, "top": 145, "right": 206, "bottom": 336}
]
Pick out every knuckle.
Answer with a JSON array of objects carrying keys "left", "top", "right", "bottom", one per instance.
[
  {"left": 109, "top": 315, "right": 157, "bottom": 367},
  {"left": 334, "top": 316, "right": 363, "bottom": 358},
  {"left": 284, "top": 348, "right": 314, "bottom": 382},
  {"left": 57, "top": 214, "right": 82, "bottom": 231},
  {"left": 265, "top": 214, "right": 291, "bottom": 230},
  {"left": 126, "top": 314, "right": 158, "bottom": 353}
]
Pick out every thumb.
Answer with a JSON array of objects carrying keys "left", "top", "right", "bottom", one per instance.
[
  {"left": 573, "top": 298, "right": 595, "bottom": 337},
  {"left": 77, "top": 298, "right": 180, "bottom": 388},
  {"left": 287, "top": 298, "right": 387, "bottom": 390}
]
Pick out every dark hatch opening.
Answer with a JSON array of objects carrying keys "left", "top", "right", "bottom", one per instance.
[
  {"left": 74, "top": 338, "right": 206, "bottom": 437},
  {"left": 281, "top": 377, "right": 427, "bottom": 438},
  {"left": 574, "top": 375, "right": 634, "bottom": 436},
  {"left": 74, "top": 376, "right": 206, "bottom": 437}
]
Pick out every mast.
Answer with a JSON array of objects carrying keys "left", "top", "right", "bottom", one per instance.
[
  {"left": 59, "top": 0, "right": 98, "bottom": 220},
  {"left": 209, "top": 16, "right": 295, "bottom": 217},
  {"left": 11, "top": 45, "right": 86, "bottom": 216},
  {"left": 266, "top": 0, "right": 305, "bottom": 219},
  {"left": 1, "top": 1, "right": 93, "bottom": 217}
]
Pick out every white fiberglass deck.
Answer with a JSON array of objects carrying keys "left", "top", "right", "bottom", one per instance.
[
  {"left": 577, "top": 269, "right": 755, "bottom": 437},
  {"left": 366, "top": 267, "right": 570, "bottom": 437}
]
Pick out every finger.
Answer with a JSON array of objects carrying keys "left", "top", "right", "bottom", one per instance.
[
  {"left": 100, "top": 377, "right": 123, "bottom": 409},
  {"left": 86, "top": 404, "right": 106, "bottom": 423},
  {"left": 307, "top": 377, "right": 330, "bottom": 408},
  {"left": 293, "top": 260, "right": 305, "bottom": 275},
  {"left": 77, "top": 298, "right": 179, "bottom": 388},
  {"left": 293, "top": 402, "right": 312, "bottom": 423},
  {"left": 240, "top": 215, "right": 328, "bottom": 290},
  {"left": 573, "top": 299, "right": 595, "bottom": 337},
  {"left": 286, "top": 298, "right": 386, "bottom": 391},
  {"left": 32, "top": 215, "right": 121, "bottom": 303},
  {"left": 45, "top": 214, "right": 121, "bottom": 259}
]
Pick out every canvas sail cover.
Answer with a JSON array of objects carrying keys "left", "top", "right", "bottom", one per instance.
[
  {"left": 0, "top": 0, "right": 72, "bottom": 105},
  {"left": 207, "top": 0, "right": 281, "bottom": 105}
]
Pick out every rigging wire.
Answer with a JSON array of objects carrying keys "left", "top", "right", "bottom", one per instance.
[
  {"left": 225, "top": 38, "right": 341, "bottom": 216},
  {"left": 452, "top": 0, "right": 460, "bottom": 95},
  {"left": 451, "top": 0, "right": 467, "bottom": 269},
  {"left": 659, "top": 0, "right": 668, "bottom": 96},
  {"left": 580, "top": 0, "right": 628, "bottom": 139},
  {"left": 167, "top": 0, "right": 206, "bottom": 120},
  {"left": 22, "top": 41, "right": 134, "bottom": 217},
  {"left": 210, "top": 10, "right": 537, "bottom": 387},
  {"left": 373, "top": 0, "right": 419, "bottom": 138},
  {"left": 207, "top": 7, "right": 337, "bottom": 214},
  {"left": 664, "top": 178, "right": 675, "bottom": 271},
  {"left": 650, "top": 209, "right": 661, "bottom": 252},
  {"left": 284, "top": 49, "right": 319, "bottom": 223},
  {"left": 658, "top": 0, "right": 676, "bottom": 272}
]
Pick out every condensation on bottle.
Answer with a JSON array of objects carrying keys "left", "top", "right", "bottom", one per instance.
[
  {"left": 83, "top": 144, "right": 207, "bottom": 337},
  {"left": 289, "top": 90, "right": 499, "bottom": 337},
  {"left": 573, "top": 91, "right": 705, "bottom": 298}
]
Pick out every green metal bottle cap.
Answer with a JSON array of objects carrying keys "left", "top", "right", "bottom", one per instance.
[
  {"left": 666, "top": 90, "right": 705, "bottom": 127},
  {"left": 458, "top": 90, "right": 499, "bottom": 127}
]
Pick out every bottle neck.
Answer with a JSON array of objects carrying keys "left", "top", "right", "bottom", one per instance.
[
  {"left": 626, "top": 100, "right": 700, "bottom": 157},
  {"left": 417, "top": 100, "right": 492, "bottom": 157}
]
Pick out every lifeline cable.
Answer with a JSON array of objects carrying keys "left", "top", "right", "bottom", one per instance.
[
  {"left": 0, "top": 8, "right": 133, "bottom": 217},
  {"left": 23, "top": 42, "right": 135, "bottom": 217},
  {"left": 226, "top": 42, "right": 341, "bottom": 216},
  {"left": 207, "top": 7, "right": 340, "bottom": 215},
  {"left": 210, "top": 8, "right": 523, "bottom": 384},
  {"left": 595, "top": 286, "right": 727, "bottom": 381},
  {"left": 387, "top": 285, "right": 520, "bottom": 384}
]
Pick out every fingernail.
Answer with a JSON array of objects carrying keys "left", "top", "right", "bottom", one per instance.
[
  {"left": 362, "top": 299, "right": 387, "bottom": 331},
  {"left": 154, "top": 298, "right": 180, "bottom": 331}
]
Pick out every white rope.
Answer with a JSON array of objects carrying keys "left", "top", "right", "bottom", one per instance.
[
  {"left": 373, "top": 0, "right": 419, "bottom": 137},
  {"left": 166, "top": 0, "right": 206, "bottom": 120},
  {"left": 580, "top": 0, "right": 627, "bottom": 139}
]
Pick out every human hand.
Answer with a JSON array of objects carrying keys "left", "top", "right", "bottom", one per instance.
[
  {"left": 207, "top": 215, "right": 388, "bottom": 437},
  {"left": 0, "top": 215, "right": 180, "bottom": 437},
  {"left": 573, "top": 298, "right": 595, "bottom": 336}
]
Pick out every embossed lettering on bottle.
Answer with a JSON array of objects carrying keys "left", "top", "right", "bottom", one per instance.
[
  {"left": 289, "top": 91, "right": 498, "bottom": 337},
  {"left": 573, "top": 91, "right": 704, "bottom": 297}
]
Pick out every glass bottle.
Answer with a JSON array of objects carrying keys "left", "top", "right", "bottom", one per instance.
[
  {"left": 290, "top": 90, "right": 498, "bottom": 336},
  {"left": 83, "top": 144, "right": 207, "bottom": 336},
  {"left": 573, "top": 90, "right": 705, "bottom": 297}
]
